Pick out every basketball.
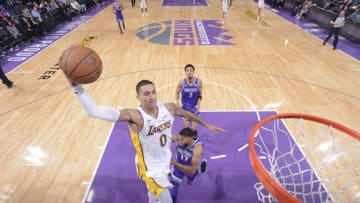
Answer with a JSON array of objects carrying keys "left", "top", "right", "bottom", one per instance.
[{"left": 59, "top": 46, "right": 102, "bottom": 84}]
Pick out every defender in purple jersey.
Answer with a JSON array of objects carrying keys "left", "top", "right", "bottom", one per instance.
[
  {"left": 113, "top": 0, "right": 125, "bottom": 34},
  {"left": 176, "top": 64, "right": 203, "bottom": 134},
  {"left": 170, "top": 128, "right": 207, "bottom": 203}
]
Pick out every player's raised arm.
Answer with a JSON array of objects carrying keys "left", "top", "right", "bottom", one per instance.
[
  {"left": 72, "top": 84, "right": 121, "bottom": 122},
  {"left": 165, "top": 103, "right": 226, "bottom": 133},
  {"left": 71, "top": 84, "right": 142, "bottom": 125}
]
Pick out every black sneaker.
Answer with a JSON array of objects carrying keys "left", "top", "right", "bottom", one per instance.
[
  {"left": 200, "top": 159, "right": 207, "bottom": 173},
  {"left": 7, "top": 82, "right": 13, "bottom": 89},
  {"left": 193, "top": 130, "right": 198, "bottom": 140}
]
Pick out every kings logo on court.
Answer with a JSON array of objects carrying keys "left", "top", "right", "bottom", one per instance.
[{"left": 136, "top": 20, "right": 235, "bottom": 45}]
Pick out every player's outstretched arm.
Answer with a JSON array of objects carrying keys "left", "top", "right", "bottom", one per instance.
[
  {"left": 71, "top": 84, "right": 140, "bottom": 125},
  {"left": 72, "top": 84, "right": 120, "bottom": 122},
  {"left": 165, "top": 103, "right": 226, "bottom": 133}
]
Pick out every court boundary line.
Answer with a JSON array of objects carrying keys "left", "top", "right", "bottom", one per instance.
[{"left": 81, "top": 122, "right": 117, "bottom": 203}]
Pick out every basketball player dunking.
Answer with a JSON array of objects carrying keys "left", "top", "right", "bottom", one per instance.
[
  {"left": 69, "top": 79, "right": 225, "bottom": 203},
  {"left": 176, "top": 64, "right": 203, "bottom": 135},
  {"left": 113, "top": 0, "right": 125, "bottom": 34}
]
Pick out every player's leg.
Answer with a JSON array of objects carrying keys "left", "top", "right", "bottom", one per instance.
[
  {"left": 122, "top": 19, "right": 126, "bottom": 30},
  {"left": 183, "top": 117, "right": 191, "bottom": 128},
  {"left": 323, "top": 29, "right": 334, "bottom": 45},
  {"left": 144, "top": 171, "right": 174, "bottom": 203},
  {"left": 224, "top": 0, "right": 228, "bottom": 19},
  {"left": 140, "top": 1, "right": 144, "bottom": 15},
  {"left": 191, "top": 119, "right": 198, "bottom": 131},
  {"left": 116, "top": 20, "right": 123, "bottom": 33},
  {"left": 0, "top": 66, "right": 13, "bottom": 88},
  {"left": 147, "top": 189, "right": 172, "bottom": 203},
  {"left": 148, "top": 192, "right": 158, "bottom": 203},
  {"left": 332, "top": 28, "right": 340, "bottom": 49},
  {"left": 185, "top": 159, "right": 207, "bottom": 185},
  {"left": 189, "top": 110, "right": 199, "bottom": 133},
  {"left": 170, "top": 167, "right": 184, "bottom": 203},
  {"left": 185, "top": 169, "right": 200, "bottom": 185},
  {"left": 159, "top": 189, "right": 172, "bottom": 202}
]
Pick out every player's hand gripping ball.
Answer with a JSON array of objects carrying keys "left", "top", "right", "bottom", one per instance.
[{"left": 60, "top": 46, "right": 102, "bottom": 84}]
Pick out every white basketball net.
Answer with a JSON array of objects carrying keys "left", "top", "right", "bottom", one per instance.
[{"left": 253, "top": 117, "right": 360, "bottom": 203}]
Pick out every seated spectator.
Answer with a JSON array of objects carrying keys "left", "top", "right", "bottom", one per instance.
[
  {"left": 347, "top": 7, "right": 360, "bottom": 22},
  {"left": 65, "top": 2, "right": 78, "bottom": 20},
  {"left": 56, "top": 0, "right": 68, "bottom": 7},
  {"left": 322, "top": 0, "right": 336, "bottom": 10},
  {"left": 292, "top": 0, "right": 304, "bottom": 16},
  {"left": 4, "top": 17, "right": 23, "bottom": 39},
  {"left": 332, "top": 3, "right": 345, "bottom": 14},
  {"left": 5, "top": 0, "right": 22, "bottom": 10},
  {"left": 54, "top": 0, "right": 77, "bottom": 21},
  {"left": 70, "top": 0, "right": 87, "bottom": 14},
  {"left": 31, "top": 4, "right": 44, "bottom": 23},
  {"left": 18, "top": 8, "right": 44, "bottom": 38},
  {"left": 0, "top": 5, "right": 10, "bottom": 18},
  {"left": 39, "top": 0, "right": 50, "bottom": 10},
  {"left": 344, "top": 0, "right": 353, "bottom": 8},
  {"left": 49, "top": 0, "right": 60, "bottom": 9},
  {"left": 271, "top": 0, "right": 284, "bottom": 8},
  {"left": 95, "top": 0, "right": 106, "bottom": 6},
  {"left": 322, "top": 0, "right": 331, "bottom": 9},
  {"left": 296, "top": 0, "right": 313, "bottom": 19}
]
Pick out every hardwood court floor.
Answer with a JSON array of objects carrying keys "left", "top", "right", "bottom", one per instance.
[{"left": 0, "top": 0, "right": 359, "bottom": 202}]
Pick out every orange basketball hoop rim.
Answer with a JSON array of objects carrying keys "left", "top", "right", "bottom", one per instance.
[{"left": 249, "top": 113, "right": 360, "bottom": 203}]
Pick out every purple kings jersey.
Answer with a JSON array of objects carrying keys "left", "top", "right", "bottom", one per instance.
[
  {"left": 175, "top": 139, "right": 202, "bottom": 166},
  {"left": 181, "top": 78, "right": 200, "bottom": 113},
  {"left": 113, "top": 2, "right": 124, "bottom": 21}
]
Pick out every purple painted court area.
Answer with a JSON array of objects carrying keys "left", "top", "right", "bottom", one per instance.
[
  {"left": 84, "top": 111, "right": 330, "bottom": 202},
  {"left": 162, "top": 0, "right": 207, "bottom": 7}
]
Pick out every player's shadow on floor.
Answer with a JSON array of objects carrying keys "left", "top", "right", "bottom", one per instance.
[{"left": 86, "top": 175, "right": 147, "bottom": 203}]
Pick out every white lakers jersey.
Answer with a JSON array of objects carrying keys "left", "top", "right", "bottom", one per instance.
[{"left": 135, "top": 102, "right": 174, "bottom": 177}]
